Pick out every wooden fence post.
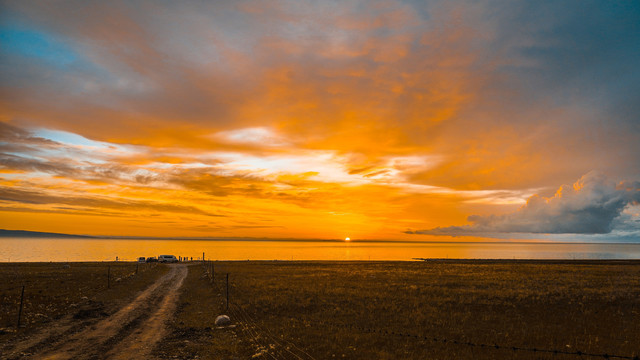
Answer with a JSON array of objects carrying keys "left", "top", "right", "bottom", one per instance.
[
  {"left": 107, "top": 266, "right": 111, "bottom": 289},
  {"left": 16, "top": 285, "right": 25, "bottom": 329},
  {"left": 226, "top": 273, "right": 229, "bottom": 311}
]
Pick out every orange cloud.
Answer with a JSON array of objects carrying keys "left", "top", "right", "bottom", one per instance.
[{"left": 2, "top": 0, "right": 638, "bottom": 239}]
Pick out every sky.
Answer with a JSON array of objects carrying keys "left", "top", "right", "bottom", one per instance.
[{"left": 1, "top": 0, "right": 639, "bottom": 241}]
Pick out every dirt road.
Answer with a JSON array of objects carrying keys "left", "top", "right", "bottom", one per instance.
[{"left": 1, "top": 264, "right": 188, "bottom": 360}]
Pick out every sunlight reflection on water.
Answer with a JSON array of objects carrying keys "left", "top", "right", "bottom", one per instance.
[{"left": 1, "top": 238, "right": 640, "bottom": 262}]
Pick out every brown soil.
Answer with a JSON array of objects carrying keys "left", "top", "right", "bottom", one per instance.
[
  {"left": 1, "top": 264, "right": 187, "bottom": 360},
  {"left": 3, "top": 260, "right": 639, "bottom": 359}
]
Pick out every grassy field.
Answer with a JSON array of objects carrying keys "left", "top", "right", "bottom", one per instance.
[
  {"left": 155, "top": 262, "right": 251, "bottom": 359},
  {"left": 162, "top": 260, "right": 640, "bottom": 359},
  {"left": 2, "top": 261, "right": 639, "bottom": 359},
  {"left": 0, "top": 261, "right": 166, "bottom": 333}
]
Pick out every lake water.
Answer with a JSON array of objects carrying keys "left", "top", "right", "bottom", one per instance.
[{"left": 2, "top": 238, "right": 640, "bottom": 262}]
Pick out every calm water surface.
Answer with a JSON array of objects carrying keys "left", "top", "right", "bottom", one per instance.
[{"left": 1, "top": 238, "right": 640, "bottom": 262}]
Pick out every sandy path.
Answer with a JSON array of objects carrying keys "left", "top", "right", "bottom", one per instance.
[
  {"left": 107, "top": 265, "right": 187, "bottom": 359},
  {"left": 2, "top": 264, "right": 188, "bottom": 360}
]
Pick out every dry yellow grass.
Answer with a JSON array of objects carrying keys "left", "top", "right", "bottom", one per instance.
[
  {"left": 163, "top": 260, "right": 640, "bottom": 360},
  {"left": 2, "top": 260, "right": 639, "bottom": 359},
  {"left": 0, "top": 262, "right": 166, "bottom": 333}
]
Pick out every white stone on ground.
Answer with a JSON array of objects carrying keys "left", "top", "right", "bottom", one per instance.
[{"left": 215, "top": 315, "right": 231, "bottom": 326}]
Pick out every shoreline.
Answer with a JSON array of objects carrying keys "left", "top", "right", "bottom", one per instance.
[{"left": 3, "top": 259, "right": 640, "bottom": 264}]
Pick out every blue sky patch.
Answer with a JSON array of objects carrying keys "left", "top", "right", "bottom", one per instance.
[{"left": 0, "top": 22, "right": 79, "bottom": 67}]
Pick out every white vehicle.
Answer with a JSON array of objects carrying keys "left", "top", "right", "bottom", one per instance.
[{"left": 158, "top": 255, "right": 178, "bottom": 263}]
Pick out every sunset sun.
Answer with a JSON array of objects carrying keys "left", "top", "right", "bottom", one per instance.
[
  {"left": 0, "top": 0, "right": 638, "bottom": 247},
  {"left": 0, "top": 2, "right": 639, "bottom": 357}
]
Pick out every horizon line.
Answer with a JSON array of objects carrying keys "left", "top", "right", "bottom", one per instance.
[{"left": 1, "top": 229, "right": 640, "bottom": 245}]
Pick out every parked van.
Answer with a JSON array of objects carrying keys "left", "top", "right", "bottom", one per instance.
[{"left": 158, "top": 255, "right": 178, "bottom": 263}]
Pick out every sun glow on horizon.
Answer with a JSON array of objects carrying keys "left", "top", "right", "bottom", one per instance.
[{"left": 0, "top": 1, "right": 638, "bottom": 242}]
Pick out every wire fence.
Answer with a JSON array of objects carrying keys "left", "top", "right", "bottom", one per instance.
[
  {"left": 201, "top": 263, "right": 639, "bottom": 360},
  {"left": 231, "top": 303, "right": 317, "bottom": 360},
  {"left": 230, "top": 304, "right": 316, "bottom": 360},
  {"left": 0, "top": 262, "right": 160, "bottom": 329},
  {"left": 201, "top": 261, "right": 316, "bottom": 359},
  {"left": 2, "top": 285, "right": 26, "bottom": 292}
]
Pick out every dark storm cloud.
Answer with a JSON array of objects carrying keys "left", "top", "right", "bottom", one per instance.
[
  {"left": 1, "top": 0, "right": 639, "bottom": 238},
  {"left": 407, "top": 0, "right": 640, "bottom": 190},
  {"left": 409, "top": 172, "right": 640, "bottom": 236},
  {"left": 497, "top": 0, "right": 640, "bottom": 144}
]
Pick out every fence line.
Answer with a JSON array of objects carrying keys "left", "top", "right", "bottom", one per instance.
[
  {"left": 202, "top": 265, "right": 637, "bottom": 360},
  {"left": 1, "top": 262, "right": 160, "bottom": 329},
  {"left": 1, "top": 285, "right": 26, "bottom": 292},
  {"left": 2, "top": 264, "right": 154, "bottom": 292},
  {"left": 228, "top": 304, "right": 279, "bottom": 360},
  {"left": 203, "top": 262, "right": 276, "bottom": 359},
  {"left": 218, "top": 268, "right": 636, "bottom": 360},
  {"left": 202, "top": 262, "right": 316, "bottom": 360},
  {"left": 232, "top": 303, "right": 316, "bottom": 360}
]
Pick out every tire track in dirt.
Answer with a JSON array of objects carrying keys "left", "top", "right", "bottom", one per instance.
[
  {"left": 4, "top": 264, "right": 188, "bottom": 360},
  {"left": 107, "top": 264, "right": 187, "bottom": 359}
]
